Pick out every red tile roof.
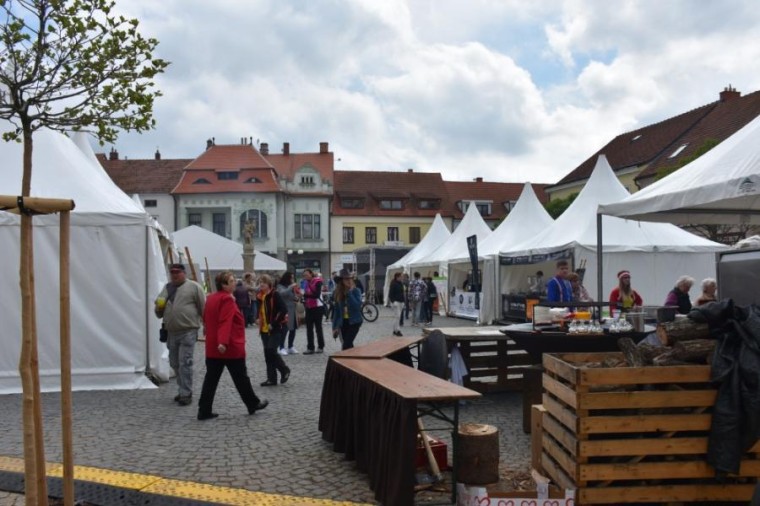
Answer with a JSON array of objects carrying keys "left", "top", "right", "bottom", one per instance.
[
  {"left": 185, "top": 144, "right": 272, "bottom": 170},
  {"left": 637, "top": 89, "right": 760, "bottom": 183},
  {"left": 552, "top": 87, "right": 760, "bottom": 190},
  {"left": 98, "top": 154, "right": 190, "bottom": 194},
  {"left": 266, "top": 152, "right": 334, "bottom": 184},
  {"left": 553, "top": 104, "right": 714, "bottom": 187},
  {"left": 173, "top": 144, "right": 281, "bottom": 194},
  {"left": 332, "top": 170, "right": 450, "bottom": 217},
  {"left": 444, "top": 181, "right": 549, "bottom": 220}
]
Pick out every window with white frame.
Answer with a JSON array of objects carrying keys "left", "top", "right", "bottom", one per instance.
[{"left": 295, "top": 214, "right": 321, "bottom": 240}]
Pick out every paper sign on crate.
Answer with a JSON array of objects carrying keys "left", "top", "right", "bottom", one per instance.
[{"left": 457, "top": 471, "right": 575, "bottom": 506}]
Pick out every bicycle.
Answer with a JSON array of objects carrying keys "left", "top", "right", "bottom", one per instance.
[{"left": 361, "top": 301, "right": 379, "bottom": 322}]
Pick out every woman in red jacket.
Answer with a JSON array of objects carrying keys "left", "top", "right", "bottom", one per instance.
[
  {"left": 608, "top": 270, "right": 643, "bottom": 317},
  {"left": 197, "top": 271, "right": 268, "bottom": 420}
]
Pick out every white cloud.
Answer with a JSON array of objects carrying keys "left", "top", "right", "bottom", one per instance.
[{"left": 102, "top": 0, "right": 760, "bottom": 184}]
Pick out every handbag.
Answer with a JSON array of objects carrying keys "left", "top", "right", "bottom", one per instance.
[
  {"left": 159, "top": 323, "right": 168, "bottom": 343},
  {"left": 295, "top": 300, "right": 306, "bottom": 325}
]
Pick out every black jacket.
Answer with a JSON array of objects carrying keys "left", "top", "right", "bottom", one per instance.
[
  {"left": 691, "top": 300, "right": 760, "bottom": 475},
  {"left": 388, "top": 279, "right": 405, "bottom": 303}
]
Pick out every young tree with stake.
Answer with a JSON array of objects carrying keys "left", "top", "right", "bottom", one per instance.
[{"left": 0, "top": 1, "right": 168, "bottom": 503}]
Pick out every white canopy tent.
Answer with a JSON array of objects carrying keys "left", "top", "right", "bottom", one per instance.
[
  {"left": 407, "top": 204, "right": 492, "bottom": 316},
  {"left": 172, "top": 225, "right": 286, "bottom": 273},
  {"left": 383, "top": 214, "right": 451, "bottom": 302},
  {"left": 598, "top": 114, "right": 760, "bottom": 225},
  {"left": 448, "top": 183, "right": 554, "bottom": 323},
  {"left": 408, "top": 204, "right": 492, "bottom": 278},
  {"left": 499, "top": 155, "right": 727, "bottom": 307},
  {"left": 0, "top": 128, "right": 167, "bottom": 393}
]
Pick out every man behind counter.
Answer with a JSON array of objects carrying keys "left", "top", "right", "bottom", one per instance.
[{"left": 546, "top": 260, "right": 573, "bottom": 303}]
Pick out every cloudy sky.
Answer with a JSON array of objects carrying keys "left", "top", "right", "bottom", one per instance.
[{"left": 106, "top": 0, "right": 760, "bottom": 184}]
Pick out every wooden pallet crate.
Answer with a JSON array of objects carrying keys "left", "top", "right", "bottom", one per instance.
[{"left": 540, "top": 352, "right": 760, "bottom": 504}]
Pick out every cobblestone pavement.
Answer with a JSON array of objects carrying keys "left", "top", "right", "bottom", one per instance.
[{"left": 0, "top": 308, "right": 531, "bottom": 505}]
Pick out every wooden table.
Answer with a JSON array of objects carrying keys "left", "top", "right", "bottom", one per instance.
[
  {"left": 423, "top": 326, "right": 533, "bottom": 393},
  {"left": 319, "top": 357, "right": 481, "bottom": 506},
  {"left": 332, "top": 335, "right": 425, "bottom": 359}
]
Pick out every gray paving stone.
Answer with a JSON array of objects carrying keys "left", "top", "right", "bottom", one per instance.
[{"left": 0, "top": 309, "right": 531, "bottom": 504}]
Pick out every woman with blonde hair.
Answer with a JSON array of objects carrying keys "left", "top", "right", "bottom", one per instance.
[
  {"left": 608, "top": 270, "right": 642, "bottom": 317},
  {"left": 257, "top": 274, "right": 291, "bottom": 386}
]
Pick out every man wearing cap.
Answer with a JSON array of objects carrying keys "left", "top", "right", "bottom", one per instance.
[{"left": 155, "top": 263, "right": 206, "bottom": 406}]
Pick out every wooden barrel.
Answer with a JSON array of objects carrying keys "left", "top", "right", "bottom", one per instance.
[{"left": 457, "top": 423, "right": 499, "bottom": 484}]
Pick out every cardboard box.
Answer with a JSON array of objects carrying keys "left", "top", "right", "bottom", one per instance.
[{"left": 415, "top": 434, "right": 448, "bottom": 471}]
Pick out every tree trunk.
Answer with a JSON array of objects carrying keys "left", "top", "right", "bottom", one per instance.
[
  {"left": 19, "top": 128, "right": 48, "bottom": 503},
  {"left": 656, "top": 319, "right": 710, "bottom": 345},
  {"left": 652, "top": 339, "right": 716, "bottom": 366}
]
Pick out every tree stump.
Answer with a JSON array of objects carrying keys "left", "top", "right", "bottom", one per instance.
[{"left": 457, "top": 423, "right": 499, "bottom": 484}]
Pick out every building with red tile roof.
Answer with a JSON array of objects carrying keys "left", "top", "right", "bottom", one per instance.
[{"left": 547, "top": 86, "right": 760, "bottom": 201}]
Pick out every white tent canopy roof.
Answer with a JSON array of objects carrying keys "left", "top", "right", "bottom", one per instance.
[
  {"left": 452, "top": 183, "right": 553, "bottom": 262},
  {"left": 599, "top": 114, "right": 760, "bottom": 224},
  {"left": 387, "top": 213, "right": 451, "bottom": 270},
  {"left": 409, "top": 203, "right": 492, "bottom": 270},
  {"left": 172, "top": 225, "right": 286, "bottom": 272},
  {"left": 503, "top": 155, "right": 726, "bottom": 256}
]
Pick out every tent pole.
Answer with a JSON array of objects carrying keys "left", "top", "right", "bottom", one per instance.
[{"left": 596, "top": 213, "right": 604, "bottom": 304}]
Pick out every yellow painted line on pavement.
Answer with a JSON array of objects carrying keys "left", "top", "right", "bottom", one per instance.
[{"left": 0, "top": 456, "right": 369, "bottom": 505}]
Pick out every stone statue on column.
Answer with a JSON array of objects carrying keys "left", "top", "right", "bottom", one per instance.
[{"left": 242, "top": 219, "right": 256, "bottom": 274}]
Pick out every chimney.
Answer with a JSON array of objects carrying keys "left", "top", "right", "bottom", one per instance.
[
  {"left": 719, "top": 84, "right": 741, "bottom": 102},
  {"left": 206, "top": 138, "right": 213, "bottom": 150},
  {"left": 282, "top": 142, "right": 290, "bottom": 155},
  {"left": 260, "top": 142, "right": 269, "bottom": 155},
  {"left": 319, "top": 142, "right": 329, "bottom": 154},
  {"left": 475, "top": 177, "right": 483, "bottom": 183},
  {"left": 155, "top": 149, "right": 161, "bottom": 160},
  {"left": 109, "top": 147, "right": 119, "bottom": 160},
  {"left": 407, "top": 168, "right": 413, "bottom": 173}
]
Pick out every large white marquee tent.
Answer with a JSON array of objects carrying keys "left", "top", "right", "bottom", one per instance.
[
  {"left": 499, "top": 156, "right": 728, "bottom": 308},
  {"left": 448, "top": 183, "right": 554, "bottom": 323},
  {"left": 172, "top": 225, "right": 286, "bottom": 274},
  {"left": 0, "top": 128, "right": 167, "bottom": 393}
]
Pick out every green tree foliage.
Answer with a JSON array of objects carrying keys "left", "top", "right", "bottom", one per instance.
[
  {"left": 0, "top": 0, "right": 169, "bottom": 194},
  {"left": 544, "top": 191, "right": 578, "bottom": 219}
]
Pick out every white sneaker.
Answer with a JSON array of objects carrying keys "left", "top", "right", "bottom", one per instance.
[
  {"left": 278, "top": 348, "right": 288, "bottom": 356},
  {"left": 288, "top": 347, "right": 299, "bottom": 354}
]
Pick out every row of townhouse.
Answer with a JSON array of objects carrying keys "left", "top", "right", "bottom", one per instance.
[
  {"left": 100, "top": 85, "right": 760, "bottom": 274},
  {"left": 100, "top": 139, "right": 547, "bottom": 276}
]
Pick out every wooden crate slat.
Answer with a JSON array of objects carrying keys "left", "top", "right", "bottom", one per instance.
[
  {"left": 580, "top": 436, "right": 709, "bottom": 457},
  {"left": 579, "top": 389, "right": 717, "bottom": 410},
  {"left": 543, "top": 373, "right": 578, "bottom": 409},
  {"left": 542, "top": 393, "right": 578, "bottom": 432},
  {"left": 543, "top": 353, "right": 579, "bottom": 385},
  {"left": 542, "top": 433, "right": 578, "bottom": 481},
  {"left": 581, "top": 459, "right": 760, "bottom": 481},
  {"left": 540, "top": 450, "right": 576, "bottom": 490},
  {"left": 580, "top": 363, "right": 711, "bottom": 385},
  {"left": 580, "top": 484, "right": 757, "bottom": 504},
  {"left": 580, "top": 413, "right": 712, "bottom": 435},
  {"left": 542, "top": 411, "right": 578, "bottom": 457}
]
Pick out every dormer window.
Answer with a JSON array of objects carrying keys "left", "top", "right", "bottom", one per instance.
[
  {"left": 418, "top": 199, "right": 440, "bottom": 210},
  {"left": 217, "top": 172, "right": 238, "bottom": 180},
  {"left": 341, "top": 198, "right": 365, "bottom": 209},
  {"left": 245, "top": 177, "right": 262, "bottom": 183},
  {"left": 503, "top": 200, "right": 517, "bottom": 212},
  {"left": 300, "top": 175, "right": 315, "bottom": 186},
  {"left": 459, "top": 201, "right": 492, "bottom": 216},
  {"left": 193, "top": 178, "right": 211, "bottom": 184},
  {"left": 379, "top": 199, "right": 403, "bottom": 210}
]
